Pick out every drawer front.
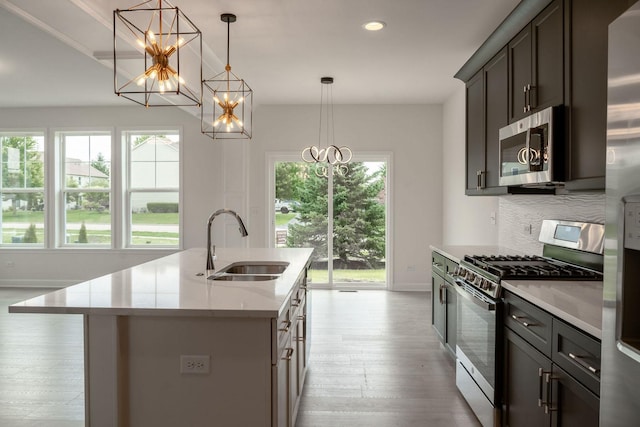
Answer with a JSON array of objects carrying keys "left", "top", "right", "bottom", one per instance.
[
  {"left": 552, "top": 318, "right": 601, "bottom": 396},
  {"left": 445, "top": 258, "right": 458, "bottom": 284},
  {"left": 504, "top": 291, "right": 553, "bottom": 357},
  {"left": 432, "top": 251, "right": 445, "bottom": 277}
]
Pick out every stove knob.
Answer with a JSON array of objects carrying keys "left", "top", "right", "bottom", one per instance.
[
  {"left": 467, "top": 272, "right": 476, "bottom": 282},
  {"left": 480, "top": 279, "right": 488, "bottom": 289}
]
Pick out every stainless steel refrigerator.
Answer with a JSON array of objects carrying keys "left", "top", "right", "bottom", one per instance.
[{"left": 602, "top": 1, "right": 640, "bottom": 424}]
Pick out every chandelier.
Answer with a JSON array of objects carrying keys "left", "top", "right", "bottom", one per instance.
[
  {"left": 302, "top": 77, "right": 352, "bottom": 177},
  {"left": 113, "top": 0, "right": 202, "bottom": 107},
  {"left": 201, "top": 13, "right": 253, "bottom": 139}
]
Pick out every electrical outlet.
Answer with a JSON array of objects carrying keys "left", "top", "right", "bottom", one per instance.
[
  {"left": 523, "top": 224, "right": 532, "bottom": 234},
  {"left": 180, "top": 355, "right": 210, "bottom": 375}
]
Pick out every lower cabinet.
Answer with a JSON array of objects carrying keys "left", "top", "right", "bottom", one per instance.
[
  {"left": 502, "top": 290, "right": 601, "bottom": 427},
  {"left": 431, "top": 250, "right": 458, "bottom": 357},
  {"left": 273, "top": 265, "right": 310, "bottom": 427}
]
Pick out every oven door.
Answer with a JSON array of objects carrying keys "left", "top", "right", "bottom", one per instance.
[{"left": 454, "top": 281, "right": 499, "bottom": 403}]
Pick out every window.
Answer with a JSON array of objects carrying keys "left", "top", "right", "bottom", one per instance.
[
  {"left": 124, "top": 131, "right": 180, "bottom": 247},
  {"left": 0, "top": 127, "right": 181, "bottom": 250},
  {"left": 59, "top": 131, "right": 112, "bottom": 245},
  {"left": 0, "top": 132, "right": 45, "bottom": 246}
]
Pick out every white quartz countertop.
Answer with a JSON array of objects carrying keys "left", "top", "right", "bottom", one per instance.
[
  {"left": 9, "top": 247, "right": 314, "bottom": 318},
  {"left": 430, "top": 244, "right": 603, "bottom": 339}
]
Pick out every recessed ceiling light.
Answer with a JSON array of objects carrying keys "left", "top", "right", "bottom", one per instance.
[{"left": 363, "top": 21, "right": 386, "bottom": 31}]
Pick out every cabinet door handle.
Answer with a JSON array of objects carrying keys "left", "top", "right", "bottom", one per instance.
[
  {"left": 476, "top": 170, "right": 485, "bottom": 190},
  {"left": 512, "top": 314, "right": 536, "bottom": 328},
  {"left": 544, "top": 372, "right": 558, "bottom": 414},
  {"left": 568, "top": 352, "right": 600, "bottom": 375},
  {"left": 523, "top": 85, "right": 529, "bottom": 113},
  {"left": 538, "top": 368, "right": 553, "bottom": 409}
]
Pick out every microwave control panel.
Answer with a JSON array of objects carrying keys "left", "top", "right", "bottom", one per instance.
[{"left": 624, "top": 200, "right": 640, "bottom": 251}]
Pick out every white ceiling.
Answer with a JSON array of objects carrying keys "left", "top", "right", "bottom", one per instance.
[{"left": 0, "top": 0, "right": 521, "bottom": 108}]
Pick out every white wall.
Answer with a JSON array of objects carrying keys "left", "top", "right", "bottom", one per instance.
[
  {"left": 442, "top": 84, "right": 499, "bottom": 245},
  {"left": 0, "top": 106, "right": 225, "bottom": 287},
  {"left": 248, "top": 104, "right": 443, "bottom": 290}
]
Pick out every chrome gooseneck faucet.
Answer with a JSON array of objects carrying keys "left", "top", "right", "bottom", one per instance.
[{"left": 206, "top": 209, "right": 248, "bottom": 271}]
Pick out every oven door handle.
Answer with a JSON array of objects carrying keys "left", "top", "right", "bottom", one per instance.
[{"left": 453, "top": 280, "right": 496, "bottom": 311}]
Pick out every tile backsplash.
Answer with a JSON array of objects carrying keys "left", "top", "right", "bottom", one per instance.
[{"left": 498, "top": 192, "right": 605, "bottom": 255}]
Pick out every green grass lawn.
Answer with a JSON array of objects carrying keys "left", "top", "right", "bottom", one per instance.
[
  {"left": 2, "top": 210, "right": 178, "bottom": 224},
  {"left": 275, "top": 212, "right": 297, "bottom": 226},
  {"left": 310, "top": 269, "right": 386, "bottom": 283}
]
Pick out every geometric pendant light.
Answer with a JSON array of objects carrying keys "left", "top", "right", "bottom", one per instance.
[
  {"left": 113, "top": 0, "right": 202, "bottom": 107},
  {"left": 201, "top": 13, "right": 253, "bottom": 139}
]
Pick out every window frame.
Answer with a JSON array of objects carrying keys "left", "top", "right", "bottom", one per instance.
[
  {"left": 0, "top": 129, "right": 47, "bottom": 248},
  {"left": 56, "top": 129, "right": 114, "bottom": 248},
  {"left": 121, "top": 128, "right": 183, "bottom": 249},
  {"left": 0, "top": 125, "right": 183, "bottom": 251}
]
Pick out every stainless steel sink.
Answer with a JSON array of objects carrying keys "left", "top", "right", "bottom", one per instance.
[
  {"left": 209, "top": 274, "right": 280, "bottom": 281},
  {"left": 207, "top": 261, "right": 289, "bottom": 282},
  {"left": 222, "top": 261, "right": 289, "bottom": 275}
]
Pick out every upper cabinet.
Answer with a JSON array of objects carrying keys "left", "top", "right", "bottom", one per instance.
[
  {"left": 465, "top": 48, "right": 508, "bottom": 195},
  {"left": 564, "top": 0, "right": 633, "bottom": 189},
  {"left": 456, "top": 0, "right": 633, "bottom": 195},
  {"left": 508, "top": 0, "right": 564, "bottom": 123}
]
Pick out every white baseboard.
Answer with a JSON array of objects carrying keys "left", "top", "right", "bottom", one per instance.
[
  {"left": 0, "top": 279, "right": 80, "bottom": 288},
  {"left": 391, "top": 282, "right": 429, "bottom": 292},
  {"left": 307, "top": 282, "right": 429, "bottom": 291}
]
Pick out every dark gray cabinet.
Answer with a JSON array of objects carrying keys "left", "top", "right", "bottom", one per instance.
[
  {"left": 430, "top": 251, "right": 458, "bottom": 357},
  {"left": 465, "top": 48, "right": 509, "bottom": 195},
  {"left": 563, "top": 0, "right": 633, "bottom": 189},
  {"left": 457, "top": 0, "right": 633, "bottom": 194},
  {"left": 509, "top": 0, "right": 564, "bottom": 123},
  {"left": 502, "top": 290, "right": 601, "bottom": 427}
]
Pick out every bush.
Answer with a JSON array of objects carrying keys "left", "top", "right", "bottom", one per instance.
[
  {"left": 146, "top": 203, "right": 179, "bottom": 213},
  {"left": 23, "top": 224, "right": 37, "bottom": 243},
  {"left": 78, "top": 222, "right": 88, "bottom": 243}
]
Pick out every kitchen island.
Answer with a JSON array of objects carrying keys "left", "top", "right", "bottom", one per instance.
[{"left": 10, "top": 247, "right": 313, "bottom": 427}]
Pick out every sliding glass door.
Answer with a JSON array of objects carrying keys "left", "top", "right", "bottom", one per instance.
[{"left": 270, "top": 154, "right": 389, "bottom": 288}]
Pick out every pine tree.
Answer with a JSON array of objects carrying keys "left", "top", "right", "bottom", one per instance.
[
  {"left": 23, "top": 224, "right": 38, "bottom": 243},
  {"left": 287, "top": 162, "right": 385, "bottom": 268},
  {"left": 78, "top": 222, "right": 88, "bottom": 243}
]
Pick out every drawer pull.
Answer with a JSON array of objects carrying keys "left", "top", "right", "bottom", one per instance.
[
  {"left": 512, "top": 314, "right": 536, "bottom": 328},
  {"left": 282, "top": 347, "right": 294, "bottom": 361},
  {"left": 568, "top": 352, "right": 600, "bottom": 375},
  {"left": 279, "top": 320, "right": 291, "bottom": 332}
]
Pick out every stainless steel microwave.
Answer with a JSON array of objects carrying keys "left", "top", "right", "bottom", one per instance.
[{"left": 498, "top": 106, "right": 563, "bottom": 186}]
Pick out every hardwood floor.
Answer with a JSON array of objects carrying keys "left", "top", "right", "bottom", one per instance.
[
  {"left": 296, "top": 290, "right": 480, "bottom": 427},
  {"left": 0, "top": 288, "right": 84, "bottom": 427},
  {"left": 0, "top": 288, "right": 480, "bottom": 426}
]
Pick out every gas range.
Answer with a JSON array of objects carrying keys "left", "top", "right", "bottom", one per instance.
[
  {"left": 453, "top": 220, "right": 605, "bottom": 301},
  {"left": 453, "top": 220, "right": 605, "bottom": 427}
]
